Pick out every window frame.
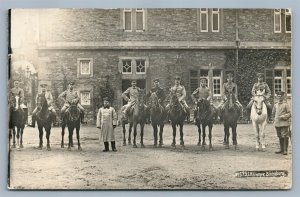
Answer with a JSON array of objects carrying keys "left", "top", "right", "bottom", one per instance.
[
  {"left": 212, "top": 70, "right": 222, "bottom": 96},
  {"left": 135, "top": 8, "right": 145, "bottom": 32},
  {"left": 200, "top": 8, "right": 209, "bottom": 32},
  {"left": 286, "top": 69, "right": 291, "bottom": 96},
  {"left": 77, "top": 58, "right": 93, "bottom": 78},
  {"left": 122, "top": 59, "right": 133, "bottom": 74},
  {"left": 80, "top": 91, "right": 91, "bottom": 106},
  {"left": 123, "top": 8, "right": 133, "bottom": 32},
  {"left": 135, "top": 59, "right": 146, "bottom": 74},
  {"left": 274, "top": 70, "right": 283, "bottom": 93},
  {"left": 285, "top": 8, "right": 291, "bottom": 33},
  {"left": 211, "top": 8, "right": 220, "bottom": 32},
  {"left": 274, "top": 9, "right": 282, "bottom": 33}
]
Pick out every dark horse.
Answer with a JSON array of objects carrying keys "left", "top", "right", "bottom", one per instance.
[
  {"left": 169, "top": 91, "right": 187, "bottom": 147},
  {"left": 220, "top": 92, "right": 241, "bottom": 149},
  {"left": 195, "top": 99, "right": 218, "bottom": 151},
  {"left": 149, "top": 92, "right": 166, "bottom": 147},
  {"left": 35, "top": 94, "right": 52, "bottom": 151},
  {"left": 121, "top": 90, "right": 147, "bottom": 148},
  {"left": 61, "top": 101, "right": 82, "bottom": 151},
  {"left": 9, "top": 95, "right": 26, "bottom": 149}
]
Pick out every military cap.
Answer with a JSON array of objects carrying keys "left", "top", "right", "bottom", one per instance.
[
  {"left": 131, "top": 79, "right": 137, "bottom": 83},
  {"left": 199, "top": 77, "right": 207, "bottom": 82},
  {"left": 40, "top": 83, "right": 47, "bottom": 88},
  {"left": 175, "top": 76, "right": 181, "bottom": 80},
  {"left": 276, "top": 91, "right": 285, "bottom": 96},
  {"left": 69, "top": 81, "right": 75, "bottom": 85},
  {"left": 103, "top": 97, "right": 110, "bottom": 102},
  {"left": 257, "top": 73, "right": 264, "bottom": 78},
  {"left": 153, "top": 78, "right": 160, "bottom": 82},
  {"left": 226, "top": 73, "right": 233, "bottom": 78}
]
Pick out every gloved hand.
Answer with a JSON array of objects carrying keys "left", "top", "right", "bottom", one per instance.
[{"left": 113, "top": 125, "right": 117, "bottom": 129}]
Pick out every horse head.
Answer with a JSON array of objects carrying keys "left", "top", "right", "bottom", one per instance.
[
  {"left": 149, "top": 92, "right": 159, "bottom": 108},
  {"left": 170, "top": 91, "right": 180, "bottom": 107},
  {"left": 67, "top": 101, "right": 80, "bottom": 122},
  {"left": 197, "top": 99, "right": 210, "bottom": 119},
  {"left": 11, "top": 95, "right": 20, "bottom": 111},
  {"left": 253, "top": 94, "right": 265, "bottom": 115},
  {"left": 36, "top": 94, "right": 50, "bottom": 120}
]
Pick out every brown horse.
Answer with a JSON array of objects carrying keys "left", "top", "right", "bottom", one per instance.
[
  {"left": 149, "top": 92, "right": 166, "bottom": 147},
  {"left": 9, "top": 95, "right": 26, "bottom": 149}
]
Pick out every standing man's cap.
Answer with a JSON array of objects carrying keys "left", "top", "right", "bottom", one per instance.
[
  {"left": 175, "top": 76, "right": 181, "bottom": 80},
  {"left": 40, "top": 83, "right": 48, "bottom": 88},
  {"left": 103, "top": 97, "right": 109, "bottom": 102},
  {"left": 199, "top": 77, "right": 207, "bottom": 82},
  {"left": 257, "top": 73, "right": 264, "bottom": 78},
  {"left": 153, "top": 78, "right": 160, "bottom": 82},
  {"left": 131, "top": 79, "right": 137, "bottom": 83},
  {"left": 69, "top": 81, "right": 75, "bottom": 85},
  {"left": 276, "top": 91, "right": 285, "bottom": 96},
  {"left": 226, "top": 73, "right": 233, "bottom": 78}
]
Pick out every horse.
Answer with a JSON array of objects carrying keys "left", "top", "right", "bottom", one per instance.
[
  {"left": 149, "top": 92, "right": 166, "bottom": 147},
  {"left": 36, "top": 94, "right": 52, "bottom": 151},
  {"left": 250, "top": 90, "right": 268, "bottom": 151},
  {"left": 169, "top": 91, "right": 187, "bottom": 147},
  {"left": 9, "top": 95, "right": 26, "bottom": 149},
  {"left": 61, "top": 101, "right": 82, "bottom": 151},
  {"left": 195, "top": 99, "right": 217, "bottom": 151},
  {"left": 220, "top": 92, "right": 241, "bottom": 150},
  {"left": 120, "top": 105, "right": 133, "bottom": 146}
]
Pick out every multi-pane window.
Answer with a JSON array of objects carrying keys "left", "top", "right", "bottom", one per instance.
[
  {"left": 274, "top": 70, "right": 283, "bottom": 93},
  {"left": 122, "top": 60, "right": 132, "bottom": 74},
  {"left": 274, "top": 9, "right": 282, "bottom": 33},
  {"left": 213, "top": 70, "right": 221, "bottom": 96},
  {"left": 200, "top": 8, "right": 208, "bottom": 32},
  {"left": 136, "top": 59, "right": 146, "bottom": 74},
  {"left": 212, "top": 8, "right": 220, "bottom": 32},
  {"left": 80, "top": 60, "right": 91, "bottom": 75},
  {"left": 286, "top": 69, "right": 291, "bottom": 95},
  {"left": 136, "top": 8, "right": 145, "bottom": 31},
  {"left": 123, "top": 8, "right": 132, "bottom": 31},
  {"left": 80, "top": 92, "right": 90, "bottom": 106},
  {"left": 285, "top": 8, "right": 291, "bottom": 33}
]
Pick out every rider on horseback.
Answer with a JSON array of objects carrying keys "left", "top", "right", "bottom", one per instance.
[
  {"left": 247, "top": 73, "right": 272, "bottom": 120},
  {"left": 191, "top": 77, "right": 217, "bottom": 122},
  {"left": 147, "top": 78, "right": 166, "bottom": 106},
  {"left": 9, "top": 80, "right": 26, "bottom": 111},
  {"left": 58, "top": 81, "right": 86, "bottom": 124},
  {"left": 28, "top": 83, "right": 57, "bottom": 128},
  {"left": 166, "top": 76, "right": 190, "bottom": 115},
  {"left": 122, "top": 80, "right": 147, "bottom": 119},
  {"left": 219, "top": 73, "right": 243, "bottom": 114}
]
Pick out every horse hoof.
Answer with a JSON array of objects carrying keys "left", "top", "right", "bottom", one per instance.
[
  {"left": 197, "top": 142, "right": 201, "bottom": 146},
  {"left": 153, "top": 144, "right": 157, "bottom": 148},
  {"left": 128, "top": 141, "right": 132, "bottom": 145},
  {"left": 171, "top": 143, "right": 176, "bottom": 147},
  {"left": 141, "top": 144, "right": 145, "bottom": 148},
  {"left": 180, "top": 141, "right": 184, "bottom": 146},
  {"left": 234, "top": 145, "right": 239, "bottom": 150},
  {"left": 123, "top": 142, "right": 127, "bottom": 146},
  {"left": 133, "top": 144, "right": 137, "bottom": 148},
  {"left": 203, "top": 142, "right": 207, "bottom": 146},
  {"left": 201, "top": 146, "right": 205, "bottom": 151},
  {"left": 61, "top": 144, "right": 64, "bottom": 148},
  {"left": 12, "top": 144, "right": 16, "bottom": 148},
  {"left": 209, "top": 147, "right": 213, "bottom": 151},
  {"left": 47, "top": 147, "right": 51, "bottom": 151},
  {"left": 20, "top": 144, "right": 24, "bottom": 148},
  {"left": 78, "top": 146, "right": 82, "bottom": 151},
  {"left": 37, "top": 146, "right": 42, "bottom": 150},
  {"left": 67, "top": 147, "right": 71, "bottom": 151},
  {"left": 255, "top": 148, "right": 259, "bottom": 151},
  {"left": 261, "top": 148, "right": 266, "bottom": 152},
  {"left": 225, "top": 145, "right": 229, "bottom": 149},
  {"left": 223, "top": 142, "right": 227, "bottom": 145},
  {"left": 71, "top": 144, "right": 74, "bottom": 148},
  {"left": 159, "top": 143, "right": 163, "bottom": 147}
]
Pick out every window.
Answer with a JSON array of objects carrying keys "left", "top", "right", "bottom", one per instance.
[
  {"left": 212, "top": 8, "right": 220, "bottom": 32},
  {"left": 274, "top": 9, "right": 281, "bottom": 33},
  {"left": 80, "top": 92, "right": 90, "bottom": 106},
  {"left": 123, "top": 8, "right": 132, "bottom": 31},
  {"left": 200, "top": 8, "right": 208, "bottom": 32},
  {"left": 136, "top": 59, "right": 146, "bottom": 74},
  {"left": 122, "top": 60, "right": 132, "bottom": 74},
  {"left": 77, "top": 58, "right": 93, "bottom": 77},
  {"left": 285, "top": 8, "right": 291, "bottom": 33},
  {"left": 136, "top": 8, "right": 145, "bottom": 31},
  {"left": 286, "top": 69, "right": 291, "bottom": 95},
  {"left": 122, "top": 8, "right": 146, "bottom": 32},
  {"left": 274, "top": 70, "right": 283, "bottom": 93},
  {"left": 213, "top": 70, "right": 221, "bottom": 96},
  {"left": 190, "top": 70, "right": 199, "bottom": 93}
]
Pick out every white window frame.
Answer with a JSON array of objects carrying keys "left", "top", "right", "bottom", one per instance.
[
  {"left": 122, "top": 59, "right": 133, "bottom": 74},
  {"left": 80, "top": 92, "right": 91, "bottom": 106},
  {"left": 77, "top": 58, "right": 93, "bottom": 77},
  {"left": 274, "top": 70, "right": 283, "bottom": 93},
  {"left": 285, "top": 8, "right": 291, "bottom": 33},
  {"left": 123, "top": 8, "right": 132, "bottom": 32},
  {"left": 286, "top": 69, "right": 291, "bottom": 96},
  {"left": 211, "top": 8, "right": 220, "bottom": 32},
  {"left": 136, "top": 8, "right": 145, "bottom": 32},
  {"left": 200, "top": 70, "right": 210, "bottom": 87},
  {"left": 136, "top": 59, "right": 146, "bottom": 74},
  {"left": 80, "top": 60, "right": 91, "bottom": 75},
  {"left": 200, "top": 8, "right": 208, "bottom": 32},
  {"left": 274, "top": 9, "right": 282, "bottom": 33},
  {"left": 212, "top": 70, "right": 222, "bottom": 96}
]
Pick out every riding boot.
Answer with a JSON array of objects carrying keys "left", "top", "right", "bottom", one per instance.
[
  {"left": 275, "top": 138, "right": 283, "bottom": 154},
  {"left": 80, "top": 111, "right": 87, "bottom": 124},
  {"left": 103, "top": 142, "right": 109, "bottom": 152},
  {"left": 283, "top": 137, "right": 288, "bottom": 155},
  {"left": 28, "top": 114, "right": 36, "bottom": 128},
  {"left": 111, "top": 141, "right": 117, "bottom": 152}
]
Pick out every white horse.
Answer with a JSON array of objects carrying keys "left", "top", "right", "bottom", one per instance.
[{"left": 250, "top": 90, "right": 268, "bottom": 151}]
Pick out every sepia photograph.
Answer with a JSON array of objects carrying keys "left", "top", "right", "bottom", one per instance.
[{"left": 8, "top": 8, "right": 292, "bottom": 190}]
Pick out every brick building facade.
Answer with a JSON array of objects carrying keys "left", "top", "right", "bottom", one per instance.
[{"left": 17, "top": 9, "right": 291, "bottom": 122}]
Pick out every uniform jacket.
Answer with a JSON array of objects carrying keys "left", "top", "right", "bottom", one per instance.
[
  {"left": 170, "top": 85, "right": 186, "bottom": 102},
  {"left": 191, "top": 86, "right": 211, "bottom": 102},
  {"left": 148, "top": 86, "right": 166, "bottom": 103},
  {"left": 223, "top": 82, "right": 238, "bottom": 100},
  {"left": 10, "top": 87, "right": 25, "bottom": 103},
  {"left": 272, "top": 101, "right": 291, "bottom": 127},
  {"left": 251, "top": 82, "right": 271, "bottom": 99},
  {"left": 36, "top": 91, "right": 54, "bottom": 106},
  {"left": 122, "top": 87, "right": 141, "bottom": 102},
  {"left": 58, "top": 89, "right": 80, "bottom": 104}
]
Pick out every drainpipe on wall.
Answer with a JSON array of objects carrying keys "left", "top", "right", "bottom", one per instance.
[{"left": 235, "top": 9, "right": 240, "bottom": 68}]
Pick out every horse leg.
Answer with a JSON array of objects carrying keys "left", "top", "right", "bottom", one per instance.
[
  {"left": 171, "top": 124, "right": 176, "bottom": 147},
  {"left": 232, "top": 124, "right": 238, "bottom": 150},
  {"left": 61, "top": 123, "right": 65, "bottom": 148},
  {"left": 208, "top": 124, "right": 213, "bottom": 151},
  {"left": 46, "top": 127, "right": 51, "bottom": 151},
  {"left": 67, "top": 128, "right": 73, "bottom": 151},
  {"left": 16, "top": 127, "right": 20, "bottom": 148},
  {"left": 201, "top": 124, "right": 206, "bottom": 150},
  {"left": 38, "top": 126, "right": 43, "bottom": 149},
  {"left": 128, "top": 123, "right": 132, "bottom": 145},
  {"left": 122, "top": 122, "right": 126, "bottom": 146},
  {"left": 224, "top": 125, "right": 229, "bottom": 149},
  {"left": 19, "top": 127, "right": 24, "bottom": 148},
  {"left": 180, "top": 123, "right": 184, "bottom": 147},
  {"left": 197, "top": 123, "right": 201, "bottom": 146},
  {"left": 223, "top": 124, "right": 227, "bottom": 145},
  {"left": 260, "top": 121, "right": 267, "bottom": 151},
  {"left": 252, "top": 122, "right": 260, "bottom": 151},
  {"left": 159, "top": 123, "right": 164, "bottom": 147},
  {"left": 133, "top": 123, "right": 137, "bottom": 148},
  {"left": 12, "top": 128, "right": 16, "bottom": 148},
  {"left": 76, "top": 125, "right": 82, "bottom": 151},
  {"left": 152, "top": 124, "right": 158, "bottom": 147},
  {"left": 140, "top": 124, "right": 145, "bottom": 148}
]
